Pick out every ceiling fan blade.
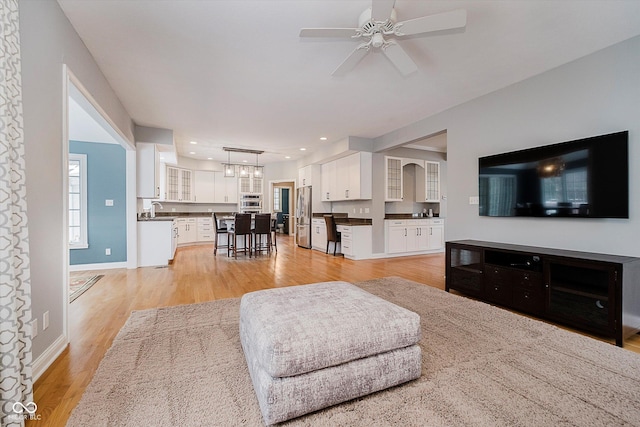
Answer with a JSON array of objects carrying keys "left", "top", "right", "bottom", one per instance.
[
  {"left": 332, "top": 45, "right": 370, "bottom": 76},
  {"left": 395, "top": 9, "right": 467, "bottom": 36},
  {"left": 299, "top": 28, "right": 359, "bottom": 38},
  {"left": 382, "top": 42, "right": 418, "bottom": 76},
  {"left": 371, "top": 0, "right": 395, "bottom": 21}
]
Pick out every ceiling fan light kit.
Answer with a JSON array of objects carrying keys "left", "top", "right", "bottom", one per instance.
[{"left": 300, "top": 0, "right": 467, "bottom": 76}]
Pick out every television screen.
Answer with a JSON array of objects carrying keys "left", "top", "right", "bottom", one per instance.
[{"left": 479, "top": 131, "right": 628, "bottom": 218}]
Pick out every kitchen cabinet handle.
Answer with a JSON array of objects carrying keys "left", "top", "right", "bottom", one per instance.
[{"left": 404, "top": 228, "right": 407, "bottom": 237}]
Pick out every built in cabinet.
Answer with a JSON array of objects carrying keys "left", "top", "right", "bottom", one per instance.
[
  {"left": 193, "top": 171, "right": 238, "bottom": 204},
  {"left": 312, "top": 217, "right": 328, "bottom": 252},
  {"left": 385, "top": 218, "right": 444, "bottom": 254},
  {"left": 321, "top": 152, "right": 372, "bottom": 201},
  {"left": 136, "top": 142, "right": 161, "bottom": 198},
  {"left": 160, "top": 165, "right": 193, "bottom": 202},
  {"left": 336, "top": 225, "right": 372, "bottom": 260},
  {"left": 384, "top": 156, "right": 403, "bottom": 201},
  {"left": 446, "top": 240, "right": 640, "bottom": 347},
  {"left": 239, "top": 174, "right": 263, "bottom": 194}
]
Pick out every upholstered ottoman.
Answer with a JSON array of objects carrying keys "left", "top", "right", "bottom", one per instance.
[{"left": 240, "top": 281, "right": 421, "bottom": 425}]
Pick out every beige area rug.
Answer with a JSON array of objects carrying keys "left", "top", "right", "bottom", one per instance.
[
  {"left": 67, "top": 277, "right": 640, "bottom": 426},
  {"left": 69, "top": 274, "right": 103, "bottom": 303}
]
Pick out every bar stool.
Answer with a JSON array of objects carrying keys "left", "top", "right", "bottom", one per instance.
[
  {"left": 213, "top": 212, "right": 228, "bottom": 256},
  {"left": 252, "top": 213, "right": 272, "bottom": 255},
  {"left": 228, "top": 213, "right": 252, "bottom": 258}
]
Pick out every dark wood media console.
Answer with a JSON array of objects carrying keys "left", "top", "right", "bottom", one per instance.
[{"left": 446, "top": 240, "right": 640, "bottom": 347}]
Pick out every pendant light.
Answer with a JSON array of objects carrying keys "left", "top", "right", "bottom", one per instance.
[
  {"left": 224, "top": 150, "right": 235, "bottom": 177},
  {"left": 254, "top": 152, "right": 263, "bottom": 178}
]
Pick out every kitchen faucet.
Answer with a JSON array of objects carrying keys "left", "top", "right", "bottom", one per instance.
[{"left": 150, "top": 201, "right": 163, "bottom": 218}]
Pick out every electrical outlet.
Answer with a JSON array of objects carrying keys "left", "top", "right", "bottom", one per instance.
[
  {"left": 172, "top": 208, "right": 176, "bottom": 212},
  {"left": 469, "top": 196, "right": 480, "bottom": 205},
  {"left": 105, "top": 248, "right": 111, "bottom": 256},
  {"left": 32, "top": 319, "right": 38, "bottom": 338},
  {"left": 365, "top": 208, "right": 370, "bottom": 213},
  {"left": 359, "top": 208, "right": 363, "bottom": 213},
  {"left": 43, "top": 311, "right": 49, "bottom": 330},
  {"left": 105, "top": 199, "right": 114, "bottom": 206},
  {"left": 353, "top": 208, "right": 356, "bottom": 214}
]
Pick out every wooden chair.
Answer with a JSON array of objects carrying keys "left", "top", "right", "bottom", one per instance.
[
  {"left": 324, "top": 215, "right": 341, "bottom": 256},
  {"left": 228, "top": 213, "right": 252, "bottom": 258},
  {"left": 270, "top": 216, "right": 278, "bottom": 252},
  {"left": 252, "top": 213, "right": 272, "bottom": 255},
  {"left": 213, "top": 212, "right": 228, "bottom": 256}
]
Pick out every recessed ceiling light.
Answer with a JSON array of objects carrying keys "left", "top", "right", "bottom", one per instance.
[
  {"left": 320, "top": 137, "right": 327, "bottom": 141},
  {"left": 242, "top": 159, "right": 248, "bottom": 163},
  {"left": 300, "top": 148, "right": 306, "bottom": 151},
  {"left": 207, "top": 157, "right": 213, "bottom": 160},
  {"left": 189, "top": 151, "right": 196, "bottom": 155},
  {"left": 190, "top": 141, "right": 198, "bottom": 145},
  {"left": 285, "top": 156, "right": 291, "bottom": 159}
]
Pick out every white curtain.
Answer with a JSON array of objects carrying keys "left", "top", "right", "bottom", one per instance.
[{"left": 0, "top": 1, "right": 34, "bottom": 426}]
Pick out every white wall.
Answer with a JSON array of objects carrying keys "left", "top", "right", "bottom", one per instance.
[
  {"left": 19, "top": 0, "right": 134, "bottom": 362},
  {"left": 375, "top": 35, "right": 640, "bottom": 257}
]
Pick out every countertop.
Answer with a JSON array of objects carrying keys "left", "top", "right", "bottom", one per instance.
[
  {"left": 138, "top": 212, "right": 233, "bottom": 222},
  {"left": 384, "top": 213, "right": 442, "bottom": 219},
  {"left": 311, "top": 213, "right": 372, "bottom": 226}
]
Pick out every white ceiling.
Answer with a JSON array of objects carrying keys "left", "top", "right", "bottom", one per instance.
[{"left": 57, "top": 0, "right": 640, "bottom": 164}]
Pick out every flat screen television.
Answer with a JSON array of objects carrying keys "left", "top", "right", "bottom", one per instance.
[{"left": 478, "top": 131, "right": 628, "bottom": 218}]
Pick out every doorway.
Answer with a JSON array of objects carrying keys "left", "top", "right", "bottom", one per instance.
[
  {"left": 62, "top": 66, "right": 136, "bottom": 337},
  {"left": 270, "top": 180, "right": 295, "bottom": 235}
]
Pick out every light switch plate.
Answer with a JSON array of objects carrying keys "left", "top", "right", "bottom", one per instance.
[
  {"left": 469, "top": 196, "right": 480, "bottom": 205},
  {"left": 105, "top": 199, "right": 114, "bottom": 206}
]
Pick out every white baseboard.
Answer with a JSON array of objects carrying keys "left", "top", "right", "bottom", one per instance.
[
  {"left": 32, "top": 334, "right": 68, "bottom": 382},
  {"left": 69, "top": 261, "right": 128, "bottom": 272}
]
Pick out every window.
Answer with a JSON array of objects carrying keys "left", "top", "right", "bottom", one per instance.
[
  {"left": 542, "top": 168, "right": 588, "bottom": 205},
  {"left": 273, "top": 187, "right": 281, "bottom": 212},
  {"left": 69, "top": 153, "right": 88, "bottom": 249}
]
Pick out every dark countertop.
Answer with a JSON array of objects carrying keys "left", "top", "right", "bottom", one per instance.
[
  {"left": 385, "top": 213, "right": 441, "bottom": 219},
  {"left": 311, "top": 213, "right": 371, "bottom": 226},
  {"left": 335, "top": 218, "right": 372, "bottom": 226},
  {"left": 138, "top": 212, "right": 232, "bottom": 222}
]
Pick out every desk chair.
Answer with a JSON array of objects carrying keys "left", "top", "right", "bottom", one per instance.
[
  {"left": 253, "top": 213, "right": 272, "bottom": 255},
  {"left": 324, "top": 215, "right": 341, "bottom": 256},
  {"left": 228, "top": 213, "right": 252, "bottom": 258},
  {"left": 213, "top": 212, "right": 228, "bottom": 256}
]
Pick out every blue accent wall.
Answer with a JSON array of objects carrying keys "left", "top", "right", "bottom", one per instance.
[{"left": 69, "top": 141, "right": 127, "bottom": 265}]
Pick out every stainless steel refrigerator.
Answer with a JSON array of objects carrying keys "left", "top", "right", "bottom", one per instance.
[{"left": 296, "top": 186, "right": 312, "bottom": 248}]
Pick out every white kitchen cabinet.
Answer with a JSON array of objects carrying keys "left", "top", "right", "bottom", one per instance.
[
  {"left": 385, "top": 156, "right": 403, "bottom": 201},
  {"left": 194, "top": 170, "right": 215, "bottom": 203},
  {"left": 136, "top": 142, "right": 161, "bottom": 199},
  {"left": 312, "top": 217, "right": 327, "bottom": 252},
  {"left": 163, "top": 166, "right": 193, "bottom": 202},
  {"left": 416, "top": 161, "right": 441, "bottom": 202},
  {"left": 426, "top": 218, "right": 445, "bottom": 250},
  {"left": 386, "top": 219, "right": 444, "bottom": 254},
  {"left": 195, "top": 171, "right": 238, "bottom": 204},
  {"left": 197, "top": 217, "right": 214, "bottom": 242},
  {"left": 336, "top": 225, "right": 372, "bottom": 260},
  {"left": 239, "top": 174, "right": 263, "bottom": 194},
  {"left": 177, "top": 218, "right": 197, "bottom": 245},
  {"left": 298, "top": 165, "right": 314, "bottom": 187},
  {"left": 321, "top": 161, "right": 336, "bottom": 201},
  {"left": 214, "top": 172, "right": 238, "bottom": 203},
  {"left": 138, "top": 219, "right": 176, "bottom": 267},
  {"left": 321, "top": 152, "right": 372, "bottom": 201}
]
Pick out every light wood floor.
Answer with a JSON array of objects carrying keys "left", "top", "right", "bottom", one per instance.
[{"left": 29, "top": 235, "right": 640, "bottom": 426}]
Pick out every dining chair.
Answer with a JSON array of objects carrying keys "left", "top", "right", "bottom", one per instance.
[
  {"left": 228, "top": 213, "right": 252, "bottom": 258},
  {"left": 324, "top": 215, "right": 341, "bottom": 256},
  {"left": 252, "top": 213, "right": 272, "bottom": 255},
  {"left": 270, "top": 216, "right": 278, "bottom": 252},
  {"left": 213, "top": 212, "right": 228, "bottom": 256}
]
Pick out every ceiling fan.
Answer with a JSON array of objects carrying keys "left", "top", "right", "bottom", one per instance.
[{"left": 299, "top": 0, "right": 467, "bottom": 76}]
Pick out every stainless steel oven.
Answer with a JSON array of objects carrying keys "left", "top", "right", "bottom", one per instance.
[{"left": 240, "top": 194, "right": 263, "bottom": 213}]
